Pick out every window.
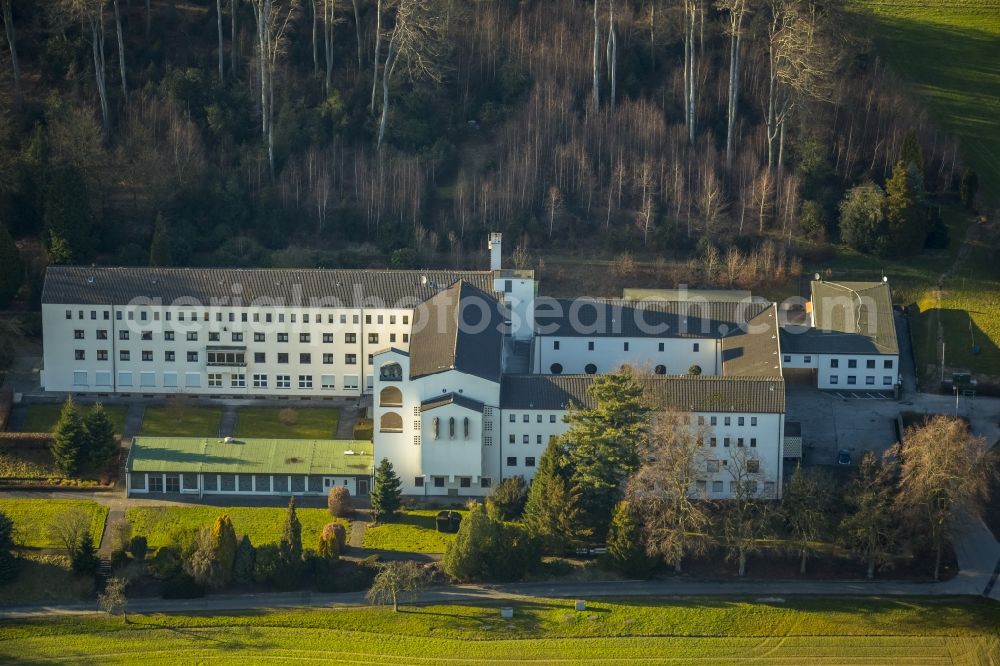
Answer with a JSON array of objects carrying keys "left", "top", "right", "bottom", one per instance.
[
  {"left": 848, "top": 359, "right": 857, "bottom": 368},
  {"left": 187, "top": 332, "right": 197, "bottom": 341},
  {"left": 403, "top": 334, "right": 409, "bottom": 342},
  {"left": 737, "top": 437, "right": 744, "bottom": 447},
  {"left": 164, "top": 331, "right": 174, "bottom": 341},
  {"left": 323, "top": 333, "right": 333, "bottom": 343},
  {"left": 866, "top": 376, "right": 875, "bottom": 385},
  {"left": 523, "top": 414, "right": 529, "bottom": 423},
  {"left": 187, "top": 351, "right": 198, "bottom": 362},
  {"left": 321, "top": 375, "right": 335, "bottom": 390},
  {"left": 830, "top": 375, "right": 839, "bottom": 385},
  {"left": 254, "top": 352, "right": 266, "bottom": 363},
  {"left": 525, "top": 457, "right": 536, "bottom": 467},
  {"left": 550, "top": 414, "right": 557, "bottom": 423},
  {"left": 142, "top": 351, "right": 153, "bottom": 362},
  {"left": 830, "top": 359, "right": 839, "bottom": 368},
  {"left": 390, "top": 333, "right": 396, "bottom": 342},
  {"left": 298, "top": 375, "right": 313, "bottom": 389},
  {"left": 345, "top": 354, "right": 357, "bottom": 365},
  {"left": 738, "top": 417, "right": 745, "bottom": 426},
  {"left": 74, "top": 329, "right": 85, "bottom": 339},
  {"left": 97, "top": 350, "right": 108, "bottom": 361},
  {"left": 119, "top": 330, "right": 130, "bottom": 340},
  {"left": 883, "top": 376, "right": 893, "bottom": 385},
  {"left": 710, "top": 416, "right": 717, "bottom": 426},
  {"left": 747, "top": 460, "right": 760, "bottom": 473},
  {"left": 149, "top": 475, "right": 163, "bottom": 492},
  {"left": 300, "top": 333, "right": 310, "bottom": 343},
  {"left": 866, "top": 359, "right": 876, "bottom": 369},
  {"left": 232, "top": 332, "right": 243, "bottom": 342},
  {"left": 584, "top": 363, "right": 597, "bottom": 374},
  {"left": 277, "top": 353, "right": 288, "bottom": 364},
  {"left": 506, "top": 457, "right": 517, "bottom": 466},
  {"left": 95, "top": 329, "right": 108, "bottom": 340},
  {"left": 165, "top": 351, "right": 175, "bottom": 362},
  {"left": 460, "top": 477, "right": 471, "bottom": 488},
  {"left": 119, "top": 350, "right": 130, "bottom": 361},
  {"left": 403, "top": 315, "right": 409, "bottom": 325},
  {"left": 847, "top": 376, "right": 857, "bottom": 385},
  {"left": 724, "top": 417, "right": 731, "bottom": 426},
  {"left": 345, "top": 333, "right": 356, "bottom": 344},
  {"left": 553, "top": 341, "right": 560, "bottom": 350},
  {"left": 253, "top": 374, "right": 268, "bottom": 388},
  {"left": 587, "top": 341, "right": 594, "bottom": 351},
  {"left": 536, "top": 434, "right": 542, "bottom": 444},
  {"left": 884, "top": 359, "right": 894, "bottom": 369},
  {"left": 550, "top": 363, "right": 563, "bottom": 374},
  {"left": 693, "top": 343, "right": 700, "bottom": 352},
  {"left": 254, "top": 332, "right": 265, "bottom": 342},
  {"left": 433, "top": 477, "right": 444, "bottom": 488},
  {"left": 751, "top": 416, "right": 757, "bottom": 426},
  {"left": 522, "top": 434, "right": 529, "bottom": 444},
  {"left": 343, "top": 375, "right": 359, "bottom": 390},
  {"left": 509, "top": 434, "right": 515, "bottom": 444},
  {"left": 707, "top": 460, "right": 720, "bottom": 473},
  {"left": 481, "top": 477, "right": 492, "bottom": 489},
  {"left": 804, "top": 355, "right": 812, "bottom": 363},
  {"left": 207, "top": 373, "right": 222, "bottom": 387},
  {"left": 209, "top": 332, "right": 220, "bottom": 342},
  {"left": 712, "top": 480, "right": 723, "bottom": 493},
  {"left": 365, "top": 315, "right": 372, "bottom": 324},
  {"left": 299, "top": 353, "right": 311, "bottom": 364},
  {"left": 276, "top": 375, "right": 291, "bottom": 389},
  {"left": 323, "top": 353, "right": 334, "bottom": 364},
  {"left": 277, "top": 333, "right": 288, "bottom": 343},
  {"left": 750, "top": 438, "right": 757, "bottom": 447},
  {"left": 710, "top": 437, "right": 717, "bottom": 447},
  {"left": 783, "top": 354, "right": 791, "bottom": 363},
  {"left": 724, "top": 437, "right": 731, "bottom": 447},
  {"left": 231, "top": 374, "right": 246, "bottom": 388},
  {"left": 368, "top": 333, "right": 379, "bottom": 344},
  {"left": 141, "top": 331, "right": 153, "bottom": 341},
  {"left": 65, "top": 310, "right": 72, "bottom": 320},
  {"left": 368, "top": 354, "right": 374, "bottom": 365},
  {"left": 377, "top": 315, "right": 383, "bottom": 324},
  {"left": 75, "top": 349, "right": 85, "bottom": 360},
  {"left": 658, "top": 342, "right": 665, "bottom": 352},
  {"left": 414, "top": 477, "right": 424, "bottom": 488},
  {"left": 623, "top": 342, "right": 629, "bottom": 351}
]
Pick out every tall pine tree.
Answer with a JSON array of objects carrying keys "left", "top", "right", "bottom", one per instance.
[
  {"left": 280, "top": 497, "right": 302, "bottom": 564},
  {"left": 523, "top": 439, "right": 588, "bottom": 553},
  {"left": 51, "top": 397, "right": 85, "bottom": 476},
  {"left": 370, "top": 458, "right": 402, "bottom": 523},
  {"left": 605, "top": 500, "right": 655, "bottom": 578},
  {"left": 559, "top": 373, "right": 649, "bottom": 538},
  {"left": 885, "top": 160, "right": 927, "bottom": 256},
  {"left": 83, "top": 403, "right": 118, "bottom": 471}
]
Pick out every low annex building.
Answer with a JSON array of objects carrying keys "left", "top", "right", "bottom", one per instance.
[{"left": 126, "top": 436, "right": 373, "bottom": 498}]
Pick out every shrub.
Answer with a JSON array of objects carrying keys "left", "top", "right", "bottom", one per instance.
[
  {"left": 319, "top": 522, "right": 346, "bottom": 559},
  {"left": 486, "top": 476, "right": 528, "bottom": 521},
  {"left": 128, "top": 536, "right": 148, "bottom": 562},
  {"left": 253, "top": 544, "right": 282, "bottom": 584},
  {"left": 71, "top": 530, "right": 100, "bottom": 576},
  {"left": 444, "top": 503, "right": 540, "bottom": 582},
  {"left": 148, "top": 546, "right": 183, "bottom": 579},
  {"left": 327, "top": 486, "right": 353, "bottom": 518},
  {"left": 160, "top": 573, "right": 205, "bottom": 599},
  {"left": 232, "top": 535, "right": 256, "bottom": 584}
]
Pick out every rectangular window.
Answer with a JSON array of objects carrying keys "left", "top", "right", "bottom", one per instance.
[
  {"left": 623, "top": 341, "right": 629, "bottom": 351},
  {"left": 522, "top": 434, "right": 529, "bottom": 444},
  {"left": 750, "top": 438, "right": 757, "bottom": 448},
  {"left": 345, "top": 354, "right": 357, "bottom": 365},
  {"left": 254, "top": 352, "right": 265, "bottom": 363},
  {"left": 321, "top": 375, "right": 335, "bottom": 390},
  {"left": 277, "top": 353, "right": 288, "bottom": 364},
  {"left": 884, "top": 359, "right": 894, "bottom": 369},
  {"left": 254, "top": 332, "right": 265, "bottom": 342},
  {"left": 751, "top": 417, "right": 757, "bottom": 427},
  {"left": 433, "top": 477, "right": 444, "bottom": 488},
  {"left": 140, "top": 331, "right": 152, "bottom": 341},
  {"left": 368, "top": 333, "right": 379, "bottom": 344},
  {"left": 804, "top": 355, "right": 812, "bottom": 363},
  {"left": 209, "top": 332, "right": 220, "bottom": 342},
  {"left": 522, "top": 414, "right": 529, "bottom": 423},
  {"left": 414, "top": 477, "right": 424, "bottom": 487},
  {"left": 549, "top": 414, "right": 556, "bottom": 423},
  {"left": 164, "top": 331, "right": 174, "bottom": 341},
  {"left": 165, "top": 351, "right": 175, "bottom": 362},
  {"left": 277, "top": 333, "right": 288, "bottom": 343},
  {"left": 866, "top": 376, "right": 875, "bottom": 385},
  {"left": 300, "top": 333, "right": 310, "bottom": 343},
  {"left": 208, "top": 373, "right": 222, "bottom": 388},
  {"left": 276, "top": 375, "right": 291, "bottom": 389},
  {"left": 588, "top": 341, "right": 595, "bottom": 351},
  {"left": 97, "top": 350, "right": 108, "bottom": 361},
  {"left": 724, "top": 437, "right": 731, "bottom": 447},
  {"left": 187, "top": 351, "right": 198, "bottom": 362},
  {"left": 73, "top": 371, "right": 87, "bottom": 386},
  {"left": 345, "top": 333, "right": 356, "bottom": 344},
  {"left": 75, "top": 349, "right": 85, "bottom": 360},
  {"left": 65, "top": 310, "right": 72, "bottom": 320},
  {"left": 187, "top": 332, "right": 197, "bottom": 341},
  {"left": 148, "top": 475, "right": 163, "bottom": 492},
  {"left": 253, "top": 374, "right": 268, "bottom": 388},
  {"left": 459, "top": 477, "right": 471, "bottom": 488},
  {"left": 74, "top": 329, "right": 85, "bottom": 339},
  {"left": 509, "top": 434, "right": 515, "bottom": 443},
  {"left": 118, "top": 372, "right": 133, "bottom": 387},
  {"left": 658, "top": 342, "right": 665, "bottom": 352},
  {"left": 403, "top": 315, "right": 409, "bottom": 325},
  {"left": 710, "top": 437, "right": 717, "bottom": 447},
  {"left": 365, "top": 315, "right": 372, "bottom": 324},
  {"left": 737, "top": 437, "right": 744, "bottom": 447},
  {"left": 693, "top": 343, "right": 700, "bottom": 352},
  {"left": 847, "top": 376, "right": 857, "bottom": 385},
  {"left": 509, "top": 413, "right": 515, "bottom": 422},
  {"left": 323, "top": 353, "right": 334, "bottom": 364},
  {"left": 298, "top": 375, "right": 313, "bottom": 389},
  {"left": 231, "top": 374, "right": 246, "bottom": 388},
  {"left": 232, "top": 332, "right": 243, "bottom": 342},
  {"left": 738, "top": 417, "right": 745, "bottom": 426},
  {"left": 866, "top": 359, "right": 876, "bottom": 369},
  {"left": 848, "top": 359, "right": 857, "bottom": 368},
  {"left": 119, "top": 350, "right": 130, "bottom": 361},
  {"left": 506, "top": 457, "right": 517, "bottom": 466},
  {"left": 712, "top": 480, "right": 723, "bottom": 493},
  {"left": 96, "top": 329, "right": 108, "bottom": 340},
  {"left": 830, "top": 359, "right": 839, "bottom": 368},
  {"left": 883, "top": 376, "right": 893, "bottom": 385},
  {"left": 299, "top": 353, "right": 311, "bottom": 364},
  {"left": 724, "top": 417, "right": 731, "bottom": 426},
  {"left": 142, "top": 351, "right": 153, "bottom": 362},
  {"left": 783, "top": 354, "right": 791, "bottom": 363},
  {"left": 119, "top": 330, "right": 129, "bottom": 340},
  {"left": 323, "top": 333, "right": 333, "bottom": 343},
  {"left": 830, "top": 375, "right": 839, "bottom": 385},
  {"left": 525, "top": 457, "right": 536, "bottom": 467},
  {"left": 710, "top": 416, "right": 717, "bottom": 425}
]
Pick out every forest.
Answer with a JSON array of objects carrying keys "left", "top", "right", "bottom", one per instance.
[{"left": 0, "top": 0, "right": 981, "bottom": 307}]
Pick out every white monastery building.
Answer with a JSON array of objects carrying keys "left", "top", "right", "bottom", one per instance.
[{"left": 41, "top": 233, "right": 901, "bottom": 500}]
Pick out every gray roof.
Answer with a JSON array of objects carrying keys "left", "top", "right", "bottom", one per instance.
[
  {"left": 795, "top": 280, "right": 898, "bottom": 355},
  {"left": 534, "top": 297, "right": 770, "bottom": 338},
  {"left": 500, "top": 374, "right": 785, "bottom": 413},
  {"left": 408, "top": 281, "right": 505, "bottom": 383},
  {"left": 721, "top": 304, "right": 783, "bottom": 377},
  {"left": 420, "top": 393, "right": 485, "bottom": 413},
  {"left": 41, "top": 266, "right": 497, "bottom": 307}
]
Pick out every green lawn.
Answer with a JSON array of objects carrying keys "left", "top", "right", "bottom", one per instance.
[
  {"left": 851, "top": 0, "right": 1000, "bottom": 198},
  {"left": 125, "top": 506, "right": 348, "bottom": 551},
  {"left": 0, "top": 499, "right": 107, "bottom": 549},
  {"left": 0, "top": 553, "right": 95, "bottom": 606},
  {"left": 18, "top": 403, "right": 128, "bottom": 434},
  {"left": 139, "top": 406, "right": 222, "bottom": 438},
  {"left": 362, "top": 510, "right": 466, "bottom": 554},
  {"left": 233, "top": 407, "right": 340, "bottom": 439},
  {"left": 0, "top": 597, "right": 997, "bottom": 663}
]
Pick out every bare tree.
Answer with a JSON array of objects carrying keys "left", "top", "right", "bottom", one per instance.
[
  {"left": 230, "top": 0, "right": 239, "bottom": 76},
  {"left": 217, "top": 0, "right": 225, "bottom": 82},
  {"left": 839, "top": 450, "right": 897, "bottom": 579},
  {"left": 718, "top": 0, "right": 747, "bottom": 168},
  {"left": 592, "top": 0, "right": 599, "bottom": 108},
  {"left": 97, "top": 576, "right": 129, "bottom": 623},
  {"left": 606, "top": 0, "right": 617, "bottom": 108},
  {"left": 350, "top": 0, "right": 361, "bottom": 69},
  {"left": 375, "top": 0, "right": 444, "bottom": 149},
  {"left": 63, "top": 0, "right": 112, "bottom": 134},
  {"left": 895, "top": 416, "right": 997, "bottom": 581},
  {"left": 682, "top": 0, "right": 698, "bottom": 144},
  {"left": 248, "top": 0, "right": 298, "bottom": 173},
  {"left": 112, "top": 0, "right": 126, "bottom": 104},
  {"left": 1, "top": 0, "right": 21, "bottom": 106},
  {"left": 366, "top": 560, "right": 426, "bottom": 611},
  {"left": 319, "top": 0, "right": 340, "bottom": 93},
  {"left": 370, "top": 0, "right": 382, "bottom": 111},
  {"left": 717, "top": 446, "right": 766, "bottom": 576},
  {"left": 781, "top": 463, "right": 833, "bottom": 573},
  {"left": 546, "top": 185, "right": 562, "bottom": 238},
  {"left": 627, "top": 411, "right": 711, "bottom": 572}
]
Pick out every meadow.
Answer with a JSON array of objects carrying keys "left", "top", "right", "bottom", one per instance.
[
  {"left": 18, "top": 403, "right": 129, "bottom": 435},
  {"left": 233, "top": 407, "right": 340, "bottom": 440},
  {"left": 0, "top": 499, "right": 107, "bottom": 549},
  {"left": 125, "top": 506, "right": 348, "bottom": 551},
  {"left": 139, "top": 406, "right": 222, "bottom": 438},
  {"left": 0, "top": 597, "right": 997, "bottom": 664},
  {"left": 852, "top": 0, "right": 1000, "bottom": 198},
  {"left": 362, "top": 510, "right": 467, "bottom": 554}
]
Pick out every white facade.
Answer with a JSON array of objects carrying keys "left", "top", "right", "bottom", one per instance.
[
  {"left": 781, "top": 351, "right": 899, "bottom": 390},
  {"left": 533, "top": 336, "right": 719, "bottom": 376}
]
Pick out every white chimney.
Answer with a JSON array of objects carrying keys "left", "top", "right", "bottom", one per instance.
[{"left": 488, "top": 232, "right": 502, "bottom": 271}]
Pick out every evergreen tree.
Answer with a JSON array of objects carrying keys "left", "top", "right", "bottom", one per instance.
[
  {"left": 47, "top": 230, "right": 73, "bottom": 265},
  {"left": 839, "top": 183, "right": 889, "bottom": 256},
  {"left": 885, "top": 160, "right": 928, "bottom": 256},
  {"left": 485, "top": 475, "right": 528, "bottom": 521},
  {"left": 43, "top": 165, "right": 93, "bottom": 263},
  {"left": 960, "top": 168, "right": 979, "bottom": 209},
  {"left": 232, "top": 535, "right": 256, "bottom": 584},
  {"left": 443, "top": 503, "right": 540, "bottom": 581},
  {"left": 899, "top": 129, "right": 924, "bottom": 174},
  {"left": 0, "top": 510, "right": 17, "bottom": 585},
  {"left": 559, "top": 373, "right": 649, "bottom": 538},
  {"left": 83, "top": 403, "right": 118, "bottom": 470},
  {"left": 370, "top": 458, "right": 402, "bottom": 522},
  {"left": 523, "top": 439, "right": 589, "bottom": 553},
  {"left": 280, "top": 497, "right": 303, "bottom": 564},
  {"left": 605, "top": 500, "right": 655, "bottom": 578},
  {"left": 71, "top": 529, "right": 100, "bottom": 576},
  {"left": 0, "top": 224, "right": 23, "bottom": 308},
  {"left": 51, "top": 397, "right": 86, "bottom": 476},
  {"left": 149, "top": 215, "right": 172, "bottom": 266},
  {"left": 212, "top": 514, "right": 238, "bottom": 581}
]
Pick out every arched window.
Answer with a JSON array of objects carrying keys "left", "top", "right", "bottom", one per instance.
[
  {"left": 432, "top": 417, "right": 439, "bottom": 439},
  {"left": 654, "top": 364, "right": 666, "bottom": 375},
  {"left": 379, "top": 363, "right": 403, "bottom": 381},
  {"left": 448, "top": 417, "right": 456, "bottom": 438},
  {"left": 379, "top": 385, "right": 403, "bottom": 407},
  {"left": 463, "top": 417, "right": 470, "bottom": 439},
  {"left": 379, "top": 412, "right": 403, "bottom": 433},
  {"left": 584, "top": 363, "right": 597, "bottom": 375},
  {"left": 550, "top": 363, "right": 563, "bottom": 374}
]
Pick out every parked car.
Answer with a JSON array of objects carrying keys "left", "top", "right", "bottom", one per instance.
[{"left": 837, "top": 449, "right": 852, "bottom": 466}]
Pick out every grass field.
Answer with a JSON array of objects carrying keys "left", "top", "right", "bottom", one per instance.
[
  {"left": 851, "top": 0, "right": 1000, "bottom": 198},
  {"left": 233, "top": 407, "right": 340, "bottom": 439},
  {"left": 125, "top": 506, "right": 348, "bottom": 551},
  {"left": 362, "top": 510, "right": 466, "bottom": 553},
  {"left": 139, "top": 406, "right": 222, "bottom": 438},
  {"left": 0, "top": 597, "right": 997, "bottom": 663},
  {"left": 0, "top": 499, "right": 107, "bottom": 549},
  {"left": 0, "top": 553, "right": 95, "bottom": 606},
  {"left": 18, "top": 403, "right": 128, "bottom": 434}
]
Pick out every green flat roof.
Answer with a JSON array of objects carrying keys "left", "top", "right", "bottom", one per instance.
[{"left": 129, "top": 437, "right": 374, "bottom": 476}]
